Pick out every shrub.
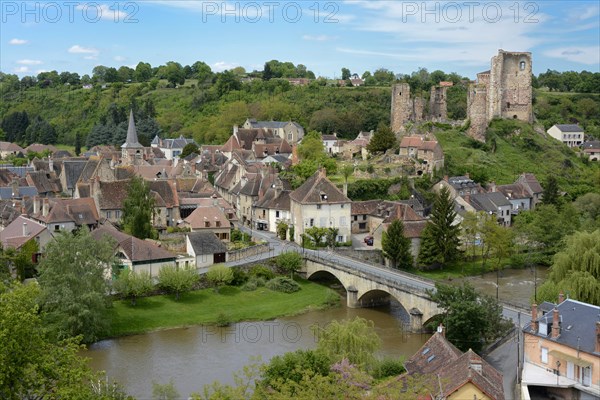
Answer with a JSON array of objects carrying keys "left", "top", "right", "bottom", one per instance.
[
  {"left": 215, "top": 312, "right": 231, "bottom": 327},
  {"left": 231, "top": 268, "right": 249, "bottom": 286},
  {"left": 266, "top": 277, "right": 301, "bottom": 293},
  {"left": 249, "top": 265, "right": 275, "bottom": 280},
  {"left": 242, "top": 276, "right": 266, "bottom": 291},
  {"left": 205, "top": 264, "right": 234, "bottom": 292},
  {"left": 373, "top": 358, "right": 406, "bottom": 379}
]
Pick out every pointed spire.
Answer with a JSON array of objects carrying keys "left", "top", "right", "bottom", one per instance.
[{"left": 122, "top": 110, "right": 143, "bottom": 149}]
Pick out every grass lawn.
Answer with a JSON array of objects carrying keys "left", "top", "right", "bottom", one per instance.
[{"left": 107, "top": 278, "right": 339, "bottom": 338}]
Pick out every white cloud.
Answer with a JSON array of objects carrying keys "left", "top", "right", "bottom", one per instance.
[
  {"left": 212, "top": 61, "right": 239, "bottom": 72},
  {"left": 543, "top": 47, "right": 600, "bottom": 65},
  {"left": 17, "top": 59, "right": 43, "bottom": 65},
  {"left": 14, "top": 66, "right": 30, "bottom": 73},
  {"left": 68, "top": 45, "right": 100, "bottom": 57},
  {"left": 10, "top": 38, "right": 28, "bottom": 45},
  {"left": 302, "top": 34, "right": 337, "bottom": 41},
  {"left": 75, "top": 4, "right": 127, "bottom": 21},
  {"left": 567, "top": 4, "right": 599, "bottom": 21}
]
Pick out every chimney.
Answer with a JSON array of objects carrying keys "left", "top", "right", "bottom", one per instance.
[
  {"left": 33, "top": 196, "right": 40, "bottom": 215},
  {"left": 594, "top": 321, "right": 600, "bottom": 353},
  {"left": 531, "top": 304, "right": 538, "bottom": 333},
  {"left": 465, "top": 172, "right": 470, "bottom": 179},
  {"left": 437, "top": 323, "right": 445, "bottom": 337},
  {"left": 343, "top": 182, "right": 348, "bottom": 197},
  {"left": 489, "top": 181, "right": 496, "bottom": 193},
  {"left": 48, "top": 156, "right": 54, "bottom": 172},
  {"left": 233, "top": 125, "right": 239, "bottom": 135},
  {"left": 42, "top": 198, "right": 49, "bottom": 217},
  {"left": 11, "top": 178, "right": 19, "bottom": 198},
  {"left": 22, "top": 222, "right": 29, "bottom": 237},
  {"left": 558, "top": 292, "right": 564, "bottom": 304},
  {"left": 551, "top": 308, "right": 560, "bottom": 338}
]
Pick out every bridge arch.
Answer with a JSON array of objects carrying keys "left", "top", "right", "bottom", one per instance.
[
  {"left": 303, "top": 258, "right": 442, "bottom": 333},
  {"left": 306, "top": 270, "right": 348, "bottom": 292}
]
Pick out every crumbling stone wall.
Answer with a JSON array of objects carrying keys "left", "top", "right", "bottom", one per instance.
[
  {"left": 391, "top": 83, "right": 447, "bottom": 133},
  {"left": 467, "top": 84, "right": 489, "bottom": 141},
  {"left": 429, "top": 86, "right": 448, "bottom": 121},
  {"left": 391, "top": 83, "right": 413, "bottom": 133}
]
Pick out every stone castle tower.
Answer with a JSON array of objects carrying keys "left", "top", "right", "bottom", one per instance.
[
  {"left": 391, "top": 83, "right": 448, "bottom": 133},
  {"left": 468, "top": 50, "right": 533, "bottom": 141}
]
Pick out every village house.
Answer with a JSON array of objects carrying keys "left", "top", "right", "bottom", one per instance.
[
  {"left": 399, "top": 324, "right": 505, "bottom": 400},
  {"left": 242, "top": 118, "right": 305, "bottom": 143},
  {"left": 0, "top": 176, "right": 37, "bottom": 200},
  {"left": 0, "top": 142, "right": 24, "bottom": 159},
  {"left": 398, "top": 136, "right": 445, "bottom": 175},
  {"left": 547, "top": 124, "right": 585, "bottom": 148},
  {"left": 186, "top": 231, "right": 228, "bottom": 268},
  {"left": 341, "top": 130, "right": 373, "bottom": 161},
  {"left": 516, "top": 173, "right": 544, "bottom": 207},
  {"left": 180, "top": 204, "right": 231, "bottom": 242},
  {"left": 30, "top": 197, "right": 99, "bottom": 232},
  {"left": 435, "top": 174, "right": 484, "bottom": 199},
  {"left": 289, "top": 169, "right": 351, "bottom": 244},
  {"left": 522, "top": 295, "right": 600, "bottom": 400},
  {"left": 91, "top": 225, "right": 177, "bottom": 277},
  {"left": 468, "top": 192, "right": 513, "bottom": 226},
  {"left": 151, "top": 135, "right": 197, "bottom": 160},
  {"left": 582, "top": 141, "right": 600, "bottom": 162},
  {"left": 252, "top": 178, "right": 291, "bottom": 233},
  {"left": 0, "top": 214, "right": 53, "bottom": 253},
  {"left": 322, "top": 133, "right": 338, "bottom": 154}
]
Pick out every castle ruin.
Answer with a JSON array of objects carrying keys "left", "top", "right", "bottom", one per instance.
[
  {"left": 467, "top": 50, "right": 533, "bottom": 141},
  {"left": 390, "top": 83, "right": 448, "bottom": 133}
]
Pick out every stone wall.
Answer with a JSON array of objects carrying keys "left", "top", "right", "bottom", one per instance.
[
  {"left": 467, "top": 84, "right": 489, "bottom": 141},
  {"left": 333, "top": 248, "right": 385, "bottom": 266},
  {"left": 227, "top": 243, "right": 270, "bottom": 262},
  {"left": 391, "top": 83, "right": 448, "bottom": 133},
  {"left": 391, "top": 83, "right": 413, "bottom": 133},
  {"left": 429, "top": 86, "right": 448, "bottom": 121}
]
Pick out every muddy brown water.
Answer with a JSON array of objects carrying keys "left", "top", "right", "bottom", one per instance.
[{"left": 86, "top": 267, "right": 547, "bottom": 399}]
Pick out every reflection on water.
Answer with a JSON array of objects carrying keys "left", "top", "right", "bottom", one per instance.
[{"left": 86, "top": 298, "right": 430, "bottom": 399}]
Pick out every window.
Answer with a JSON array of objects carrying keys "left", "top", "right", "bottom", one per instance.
[
  {"left": 317, "top": 204, "right": 321, "bottom": 210},
  {"left": 519, "top": 61, "right": 526, "bottom": 70},
  {"left": 216, "top": 221, "right": 221, "bottom": 227},
  {"left": 288, "top": 133, "right": 293, "bottom": 141},
  {"left": 359, "top": 222, "right": 366, "bottom": 230},
  {"left": 341, "top": 204, "right": 344, "bottom": 209},
  {"left": 115, "top": 210, "right": 121, "bottom": 219},
  {"left": 106, "top": 211, "right": 112, "bottom": 219},
  {"left": 309, "top": 218, "right": 314, "bottom": 227},
  {"left": 541, "top": 347, "right": 548, "bottom": 364},
  {"left": 337, "top": 235, "right": 344, "bottom": 242},
  {"left": 363, "top": 215, "right": 367, "bottom": 221},
  {"left": 54, "top": 225, "right": 60, "bottom": 232},
  {"left": 205, "top": 221, "right": 210, "bottom": 227},
  {"left": 353, "top": 215, "right": 358, "bottom": 221},
  {"left": 276, "top": 211, "right": 280, "bottom": 218}
]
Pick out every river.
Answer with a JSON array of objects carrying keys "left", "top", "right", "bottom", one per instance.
[{"left": 86, "top": 267, "right": 547, "bottom": 399}]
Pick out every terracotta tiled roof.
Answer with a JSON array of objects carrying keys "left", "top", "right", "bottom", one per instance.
[
  {"left": 290, "top": 169, "right": 350, "bottom": 205},
  {"left": 91, "top": 225, "right": 176, "bottom": 262},
  {"left": 400, "top": 136, "right": 424, "bottom": 148},
  {"left": 351, "top": 200, "right": 380, "bottom": 216},
  {"left": 404, "top": 332, "right": 463, "bottom": 375},
  {"left": 25, "top": 144, "right": 59, "bottom": 153},
  {"left": 420, "top": 141, "right": 439, "bottom": 151},
  {"left": 0, "top": 142, "right": 24, "bottom": 152},
  {"left": 220, "top": 135, "right": 241, "bottom": 153},
  {"left": 97, "top": 180, "right": 130, "bottom": 210},
  {"left": 148, "top": 180, "right": 178, "bottom": 208},
  {"left": 183, "top": 206, "right": 231, "bottom": 230},
  {"left": 254, "top": 188, "right": 291, "bottom": 211},
  {"left": 495, "top": 183, "right": 529, "bottom": 200},
  {"left": 520, "top": 173, "right": 542, "bottom": 194},
  {"left": 0, "top": 215, "right": 48, "bottom": 249}
]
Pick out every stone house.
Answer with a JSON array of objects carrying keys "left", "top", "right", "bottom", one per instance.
[
  {"left": 242, "top": 119, "right": 305, "bottom": 144},
  {"left": 322, "top": 133, "right": 338, "bottom": 154},
  {"left": 341, "top": 131, "right": 373, "bottom": 161},
  {"left": 30, "top": 197, "right": 99, "bottom": 233},
  {"left": 468, "top": 192, "right": 513, "bottom": 226},
  {"left": 151, "top": 135, "right": 197, "bottom": 160},
  {"left": 289, "top": 169, "right": 351, "bottom": 244},
  {"left": 582, "top": 141, "right": 600, "bottom": 162},
  {"left": 516, "top": 173, "right": 544, "bottom": 207},
  {"left": 0, "top": 215, "right": 54, "bottom": 252},
  {"left": 400, "top": 325, "right": 505, "bottom": 400},
  {"left": 522, "top": 296, "right": 599, "bottom": 399},
  {"left": 434, "top": 174, "right": 484, "bottom": 199},
  {"left": 547, "top": 124, "right": 584, "bottom": 148},
  {"left": 180, "top": 205, "right": 231, "bottom": 242},
  {"left": 398, "top": 136, "right": 445, "bottom": 175},
  {"left": 0, "top": 142, "right": 25, "bottom": 159},
  {"left": 253, "top": 179, "right": 291, "bottom": 233},
  {"left": 91, "top": 225, "right": 177, "bottom": 278}
]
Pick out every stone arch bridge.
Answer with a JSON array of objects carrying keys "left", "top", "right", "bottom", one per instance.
[{"left": 302, "top": 255, "right": 442, "bottom": 332}]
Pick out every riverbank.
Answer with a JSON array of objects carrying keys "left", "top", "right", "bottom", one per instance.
[{"left": 106, "top": 278, "right": 340, "bottom": 338}]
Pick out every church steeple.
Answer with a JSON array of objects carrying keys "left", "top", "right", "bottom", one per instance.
[{"left": 121, "top": 110, "right": 143, "bottom": 149}]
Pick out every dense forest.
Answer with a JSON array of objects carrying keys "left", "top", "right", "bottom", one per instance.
[{"left": 0, "top": 60, "right": 599, "bottom": 149}]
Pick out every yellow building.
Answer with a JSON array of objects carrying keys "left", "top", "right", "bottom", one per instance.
[{"left": 522, "top": 296, "right": 600, "bottom": 400}]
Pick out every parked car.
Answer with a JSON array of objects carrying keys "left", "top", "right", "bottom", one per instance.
[{"left": 364, "top": 235, "right": 374, "bottom": 246}]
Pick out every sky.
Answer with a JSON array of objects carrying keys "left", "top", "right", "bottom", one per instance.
[{"left": 1, "top": 0, "right": 599, "bottom": 79}]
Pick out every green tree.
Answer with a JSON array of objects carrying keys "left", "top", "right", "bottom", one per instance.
[
  {"left": 165, "top": 61, "right": 185, "bottom": 87},
  {"left": 260, "top": 349, "right": 331, "bottom": 388},
  {"left": 276, "top": 221, "right": 288, "bottom": 240},
  {"left": 341, "top": 68, "right": 351, "bottom": 80},
  {"left": 428, "top": 282, "right": 509, "bottom": 353},
  {"left": 367, "top": 123, "right": 396, "bottom": 153},
  {"left": 418, "top": 187, "right": 461, "bottom": 266},
  {"left": 135, "top": 61, "right": 153, "bottom": 82},
  {"left": 312, "top": 317, "right": 382, "bottom": 371},
  {"left": 37, "top": 229, "right": 116, "bottom": 343},
  {"left": 205, "top": 264, "right": 234, "bottom": 292},
  {"left": 74, "top": 132, "right": 82, "bottom": 155},
  {"left": 541, "top": 175, "right": 561, "bottom": 208},
  {"left": 536, "top": 230, "right": 600, "bottom": 305},
  {"left": 297, "top": 130, "right": 326, "bottom": 160},
  {"left": 382, "top": 220, "right": 413, "bottom": 269},
  {"left": 153, "top": 379, "right": 180, "bottom": 400},
  {"left": 325, "top": 227, "right": 339, "bottom": 248},
  {"left": 113, "top": 269, "right": 154, "bottom": 306},
  {"left": 180, "top": 142, "right": 199, "bottom": 158},
  {"left": 24, "top": 115, "right": 57, "bottom": 145},
  {"left": 0, "top": 282, "right": 132, "bottom": 400},
  {"left": 158, "top": 265, "right": 199, "bottom": 300},
  {"left": 304, "top": 226, "right": 328, "bottom": 247},
  {"left": 276, "top": 251, "right": 302, "bottom": 278},
  {"left": 215, "top": 70, "right": 241, "bottom": 97},
  {"left": 122, "top": 176, "right": 157, "bottom": 240}
]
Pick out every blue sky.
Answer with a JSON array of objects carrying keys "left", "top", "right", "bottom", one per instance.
[{"left": 2, "top": 1, "right": 599, "bottom": 79}]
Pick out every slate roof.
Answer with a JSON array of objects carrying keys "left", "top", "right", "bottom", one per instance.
[
  {"left": 246, "top": 120, "right": 303, "bottom": 131},
  {"left": 370, "top": 201, "right": 424, "bottom": 223},
  {"left": 0, "top": 200, "right": 26, "bottom": 228},
  {"left": 91, "top": 226, "right": 176, "bottom": 263},
  {"left": 53, "top": 150, "right": 72, "bottom": 158},
  {"left": 187, "top": 232, "right": 227, "bottom": 255},
  {"left": 0, "top": 165, "right": 34, "bottom": 178},
  {"left": 290, "top": 170, "right": 350, "bottom": 205},
  {"left": 322, "top": 134, "right": 337, "bottom": 141},
  {"left": 554, "top": 124, "right": 583, "bottom": 132},
  {"left": 62, "top": 160, "right": 87, "bottom": 191},
  {"left": 582, "top": 141, "right": 600, "bottom": 150},
  {"left": 0, "top": 187, "right": 38, "bottom": 199},
  {"left": 239, "top": 175, "right": 262, "bottom": 197},
  {"left": 121, "top": 110, "right": 143, "bottom": 149},
  {"left": 470, "top": 192, "right": 512, "bottom": 212},
  {"left": 0, "top": 215, "right": 48, "bottom": 249},
  {"left": 448, "top": 176, "right": 480, "bottom": 190},
  {"left": 78, "top": 160, "right": 99, "bottom": 183},
  {"left": 159, "top": 135, "right": 196, "bottom": 150},
  {"left": 524, "top": 298, "right": 600, "bottom": 356},
  {"left": 97, "top": 180, "right": 130, "bottom": 210},
  {"left": 254, "top": 188, "right": 291, "bottom": 211}
]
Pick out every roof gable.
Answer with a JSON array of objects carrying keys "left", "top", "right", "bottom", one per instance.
[{"left": 290, "top": 170, "right": 350, "bottom": 204}]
